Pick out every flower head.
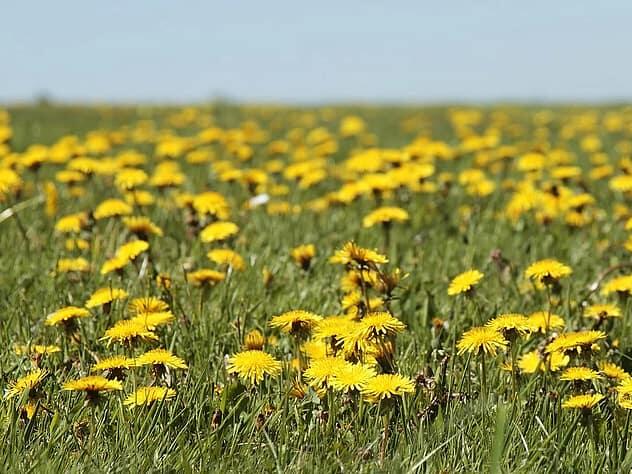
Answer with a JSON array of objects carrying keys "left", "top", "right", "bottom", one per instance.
[
  {"left": 85, "top": 287, "right": 128, "bottom": 308},
  {"left": 5, "top": 369, "right": 48, "bottom": 399},
  {"left": 227, "top": 350, "right": 282, "bottom": 385},
  {"left": 63, "top": 375, "right": 123, "bottom": 397},
  {"left": 135, "top": 348, "right": 188, "bottom": 369},
  {"left": 486, "top": 313, "right": 531, "bottom": 339},
  {"left": 559, "top": 367, "right": 601, "bottom": 382},
  {"left": 546, "top": 330, "right": 606, "bottom": 355},
  {"left": 329, "top": 363, "right": 376, "bottom": 393},
  {"left": 291, "top": 244, "right": 316, "bottom": 270},
  {"left": 100, "top": 320, "right": 159, "bottom": 345},
  {"left": 562, "top": 393, "right": 604, "bottom": 410},
  {"left": 584, "top": 304, "right": 621, "bottom": 321},
  {"left": 361, "top": 373, "right": 415, "bottom": 403},
  {"left": 200, "top": 221, "right": 239, "bottom": 243},
  {"left": 362, "top": 206, "right": 409, "bottom": 228},
  {"left": 45, "top": 306, "right": 90, "bottom": 326},
  {"left": 269, "top": 310, "right": 323, "bottom": 336},
  {"left": 187, "top": 269, "right": 226, "bottom": 287},
  {"left": 525, "top": 259, "right": 572, "bottom": 284},
  {"left": 124, "top": 387, "right": 176, "bottom": 408},
  {"left": 448, "top": 269, "right": 484, "bottom": 296},
  {"left": 207, "top": 248, "right": 246, "bottom": 271},
  {"left": 330, "top": 241, "right": 388, "bottom": 268},
  {"left": 457, "top": 326, "right": 508, "bottom": 356}
]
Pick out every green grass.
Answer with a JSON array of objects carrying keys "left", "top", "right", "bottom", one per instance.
[{"left": 1, "top": 104, "right": 632, "bottom": 472}]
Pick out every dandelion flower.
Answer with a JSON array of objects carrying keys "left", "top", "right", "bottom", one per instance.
[
  {"left": 517, "top": 350, "right": 569, "bottom": 374},
  {"left": 527, "top": 311, "right": 565, "bottom": 333},
  {"left": 5, "top": 369, "right": 48, "bottom": 399},
  {"left": 129, "top": 311, "right": 175, "bottom": 330},
  {"left": 361, "top": 373, "right": 415, "bottom": 403},
  {"left": 559, "top": 367, "right": 601, "bottom": 382},
  {"left": 457, "top": 326, "right": 508, "bottom": 356},
  {"left": 448, "top": 269, "right": 484, "bottom": 296},
  {"left": 187, "top": 269, "right": 226, "bottom": 287},
  {"left": 124, "top": 387, "right": 176, "bottom": 407},
  {"left": 207, "top": 248, "right": 246, "bottom": 271},
  {"left": 525, "top": 259, "right": 572, "bottom": 284},
  {"left": 290, "top": 244, "right": 316, "bottom": 270},
  {"left": 14, "top": 344, "right": 61, "bottom": 356},
  {"left": 122, "top": 216, "right": 163, "bottom": 237},
  {"left": 546, "top": 330, "right": 606, "bottom": 355},
  {"left": 358, "top": 312, "right": 407, "bottom": 339},
  {"left": 330, "top": 241, "right": 388, "bottom": 268},
  {"left": 304, "top": 356, "right": 348, "bottom": 389},
  {"left": 584, "top": 304, "right": 621, "bottom": 320},
  {"left": 62, "top": 375, "right": 122, "bottom": 399},
  {"left": 562, "top": 393, "right": 604, "bottom": 410},
  {"left": 362, "top": 206, "right": 409, "bottom": 228},
  {"left": 269, "top": 310, "right": 323, "bottom": 335},
  {"left": 57, "top": 257, "right": 90, "bottom": 273},
  {"left": 85, "top": 287, "right": 128, "bottom": 308},
  {"left": 91, "top": 355, "right": 135, "bottom": 373},
  {"left": 200, "top": 221, "right": 239, "bottom": 243},
  {"left": 601, "top": 275, "right": 632, "bottom": 296},
  {"left": 243, "top": 329, "right": 266, "bottom": 350},
  {"left": 116, "top": 240, "right": 149, "bottom": 260},
  {"left": 93, "top": 198, "right": 133, "bottom": 220},
  {"left": 227, "top": 350, "right": 282, "bottom": 385},
  {"left": 100, "top": 320, "right": 159, "bottom": 345},
  {"left": 135, "top": 348, "right": 188, "bottom": 369},
  {"left": 486, "top": 313, "right": 531, "bottom": 339},
  {"left": 128, "top": 297, "right": 169, "bottom": 315},
  {"left": 45, "top": 306, "right": 90, "bottom": 326},
  {"left": 599, "top": 361, "right": 630, "bottom": 381},
  {"left": 329, "top": 363, "right": 376, "bottom": 393}
]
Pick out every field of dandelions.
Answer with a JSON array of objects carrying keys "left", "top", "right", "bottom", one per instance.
[{"left": 2, "top": 104, "right": 632, "bottom": 472}]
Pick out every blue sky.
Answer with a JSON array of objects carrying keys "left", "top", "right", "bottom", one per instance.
[{"left": 2, "top": 1, "right": 632, "bottom": 103}]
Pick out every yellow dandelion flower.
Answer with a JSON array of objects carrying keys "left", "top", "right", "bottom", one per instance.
[
  {"left": 227, "top": 350, "right": 282, "bottom": 385},
  {"left": 135, "top": 348, "right": 188, "bottom": 369},
  {"left": 14, "top": 343, "right": 61, "bottom": 356},
  {"left": 85, "top": 287, "right": 128, "bottom": 308},
  {"left": 128, "top": 297, "right": 169, "bottom": 315},
  {"left": 457, "top": 326, "right": 508, "bottom": 356},
  {"left": 207, "top": 248, "right": 246, "bottom": 271},
  {"left": 562, "top": 393, "right": 604, "bottom": 410},
  {"left": 329, "top": 363, "right": 376, "bottom": 393},
  {"left": 599, "top": 361, "right": 630, "bottom": 381},
  {"left": 584, "top": 304, "right": 621, "bottom": 320},
  {"left": 91, "top": 356, "right": 135, "bottom": 373},
  {"left": 62, "top": 375, "right": 122, "bottom": 395},
  {"left": 559, "top": 367, "right": 601, "bottom": 382},
  {"left": 358, "top": 311, "right": 406, "bottom": 339},
  {"left": 269, "top": 310, "right": 323, "bottom": 335},
  {"left": 100, "top": 320, "right": 159, "bottom": 345},
  {"left": 57, "top": 257, "right": 90, "bottom": 273},
  {"left": 200, "top": 221, "right": 239, "bottom": 243},
  {"left": 5, "top": 369, "right": 48, "bottom": 399},
  {"left": 486, "top": 313, "right": 531, "bottom": 338},
  {"left": 122, "top": 216, "right": 163, "bottom": 237},
  {"left": 601, "top": 275, "right": 632, "bottom": 296},
  {"left": 304, "top": 356, "right": 348, "bottom": 388},
  {"left": 116, "top": 240, "right": 149, "bottom": 261},
  {"left": 448, "top": 269, "right": 484, "bottom": 296},
  {"left": 291, "top": 244, "right": 316, "bottom": 270},
  {"left": 124, "top": 387, "right": 176, "bottom": 408},
  {"left": 93, "top": 198, "right": 133, "bottom": 220},
  {"left": 129, "top": 311, "right": 175, "bottom": 330},
  {"left": 362, "top": 206, "right": 409, "bottom": 228},
  {"left": 114, "top": 168, "right": 148, "bottom": 190},
  {"left": 361, "top": 373, "right": 415, "bottom": 402},
  {"left": 330, "top": 241, "right": 388, "bottom": 268},
  {"left": 100, "top": 255, "right": 130, "bottom": 275},
  {"left": 527, "top": 311, "right": 565, "bottom": 333},
  {"left": 524, "top": 259, "right": 572, "bottom": 284},
  {"left": 243, "top": 329, "right": 266, "bottom": 350},
  {"left": 517, "top": 350, "right": 569, "bottom": 374},
  {"left": 545, "top": 330, "right": 606, "bottom": 355},
  {"left": 55, "top": 212, "right": 89, "bottom": 233},
  {"left": 45, "top": 306, "right": 90, "bottom": 326},
  {"left": 617, "top": 379, "right": 632, "bottom": 409},
  {"left": 186, "top": 269, "right": 226, "bottom": 287}
]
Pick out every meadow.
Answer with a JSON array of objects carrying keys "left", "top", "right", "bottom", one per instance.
[{"left": 1, "top": 103, "right": 632, "bottom": 472}]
